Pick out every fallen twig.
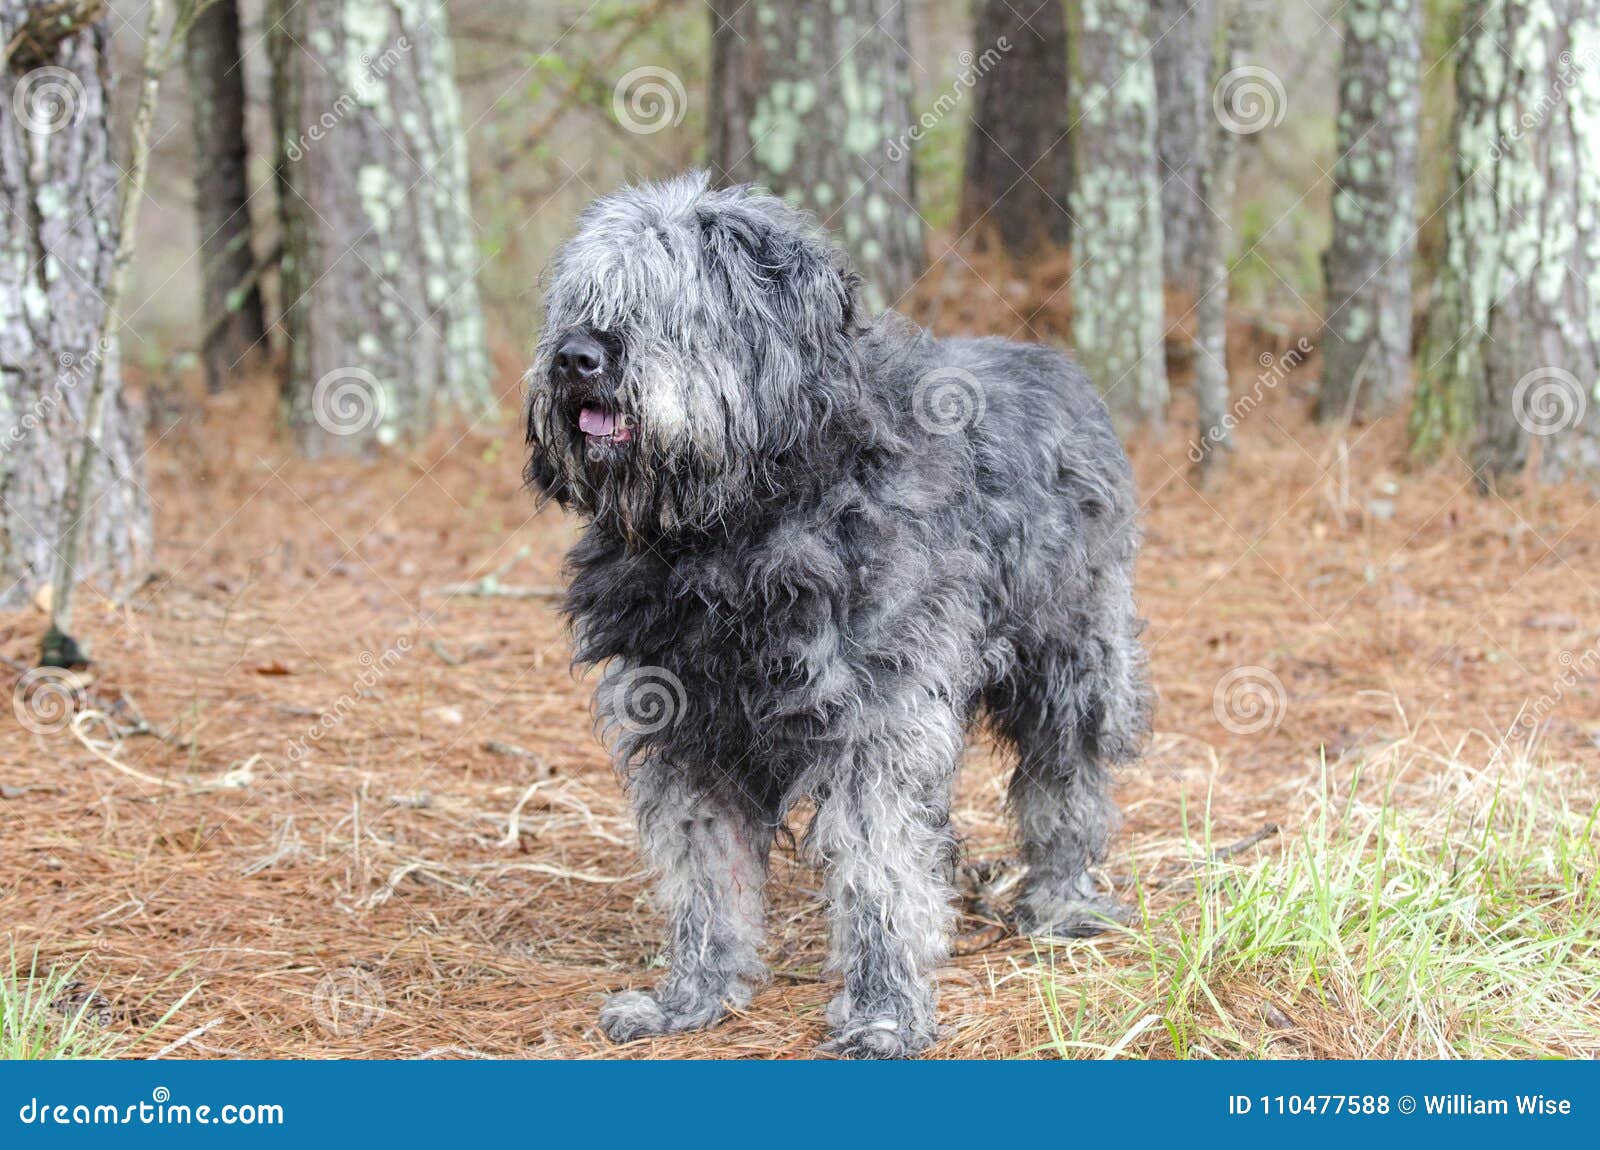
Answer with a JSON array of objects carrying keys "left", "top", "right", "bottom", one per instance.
[
  {"left": 429, "top": 548, "right": 561, "bottom": 601},
  {"left": 1209, "top": 822, "right": 1281, "bottom": 862},
  {"left": 147, "top": 1017, "right": 225, "bottom": 1060},
  {"left": 70, "top": 713, "right": 256, "bottom": 793},
  {"left": 1124, "top": 822, "right": 1283, "bottom": 891},
  {"left": 482, "top": 740, "right": 556, "bottom": 776},
  {"left": 360, "top": 856, "right": 633, "bottom": 908},
  {"left": 2, "top": 656, "right": 193, "bottom": 749},
  {"left": 430, "top": 580, "right": 563, "bottom": 600}
]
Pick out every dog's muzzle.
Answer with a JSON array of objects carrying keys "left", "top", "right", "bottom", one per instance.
[{"left": 551, "top": 328, "right": 633, "bottom": 449}]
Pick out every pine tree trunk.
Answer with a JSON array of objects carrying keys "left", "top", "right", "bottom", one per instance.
[
  {"left": 1193, "top": 11, "right": 1239, "bottom": 485},
  {"left": 1317, "top": 0, "right": 1421, "bottom": 424},
  {"left": 707, "top": 0, "right": 925, "bottom": 312},
  {"left": 959, "top": 0, "right": 1073, "bottom": 256},
  {"left": 1413, "top": 0, "right": 1600, "bottom": 484},
  {"left": 1, "top": 1, "right": 150, "bottom": 610},
  {"left": 186, "top": 0, "right": 265, "bottom": 393},
  {"left": 270, "top": 0, "right": 491, "bottom": 458},
  {"left": 1152, "top": 0, "right": 1217, "bottom": 297},
  {"left": 1072, "top": 0, "right": 1168, "bottom": 429}
]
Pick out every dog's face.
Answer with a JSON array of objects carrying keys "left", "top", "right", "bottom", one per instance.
[{"left": 525, "top": 174, "right": 860, "bottom": 537}]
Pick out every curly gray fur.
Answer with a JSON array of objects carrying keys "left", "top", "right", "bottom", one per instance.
[{"left": 525, "top": 173, "right": 1151, "bottom": 1058}]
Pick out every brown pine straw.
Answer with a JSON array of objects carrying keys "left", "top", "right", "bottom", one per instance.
[{"left": 2, "top": 255, "right": 1597, "bottom": 1060}]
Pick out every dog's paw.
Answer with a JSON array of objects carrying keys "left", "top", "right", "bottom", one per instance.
[
  {"left": 822, "top": 991, "right": 937, "bottom": 1059},
  {"left": 821, "top": 1015, "right": 936, "bottom": 1060},
  {"left": 598, "top": 990, "right": 672, "bottom": 1043},
  {"left": 1015, "top": 892, "right": 1132, "bottom": 940},
  {"left": 598, "top": 988, "right": 727, "bottom": 1043}
]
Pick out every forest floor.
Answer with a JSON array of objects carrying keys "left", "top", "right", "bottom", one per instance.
[{"left": 3, "top": 268, "right": 1599, "bottom": 1060}]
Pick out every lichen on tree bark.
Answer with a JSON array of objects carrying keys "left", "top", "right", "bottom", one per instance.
[
  {"left": 1413, "top": 0, "right": 1600, "bottom": 484},
  {"left": 1, "top": 1, "right": 150, "bottom": 609},
  {"left": 271, "top": 0, "right": 492, "bottom": 458},
  {"left": 1072, "top": 0, "right": 1169, "bottom": 429},
  {"left": 1193, "top": 5, "right": 1240, "bottom": 484},
  {"left": 1319, "top": 0, "right": 1422, "bottom": 424},
  {"left": 708, "top": 0, "right": 925, "bottom": 313}
]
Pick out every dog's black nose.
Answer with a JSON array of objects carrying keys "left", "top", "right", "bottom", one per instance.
[{"left": 554, "top": 331, "right": 606, "bottom": 382}]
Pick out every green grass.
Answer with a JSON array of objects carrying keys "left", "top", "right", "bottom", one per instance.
[
  {"left": 1, "top": 945, "right": 197, "bottom": 1060},
  {"left": 0, "top": 947, "right": 122, "bottom": 1060},
  {"left": 1030, "top": 741, "right": 1600, "bottom": 1059}
]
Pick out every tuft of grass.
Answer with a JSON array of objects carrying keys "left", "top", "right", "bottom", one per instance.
[
  {"left": 1031, "top": 736, "right": 1600, "bottom": 1059},
  {"left": 0, "top": 946, "right": 121, "bottom": 1060},
  {"left": 1, "top": 943, "right": 199, "bottom": 1060}
]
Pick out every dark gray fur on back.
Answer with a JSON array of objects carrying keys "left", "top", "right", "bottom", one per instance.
[{"left": 525, "top": 173, "right": 1151, "bottom": 1058}]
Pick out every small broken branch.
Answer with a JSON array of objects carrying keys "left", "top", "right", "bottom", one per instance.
[
  {"left": 1141, "top": 822, "right": 1282, "bottom": 890},
  {"left": 146, "top": 1017, "right": 226, "bottom": 1060},
  {"left": 488, "top": 0, "right": 683, "bottom": 174},
  {"left": 430, "top": 548, "right": 561, "bottom": 601},
  {"left": 481, "top": 740, "right": 556, "bottom": 776},
  {"left": 430, "top": 581, "right": 563, "bottom": 601}
]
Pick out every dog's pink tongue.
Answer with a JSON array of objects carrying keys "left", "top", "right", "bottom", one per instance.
[{"left": 579, "top": 408, "right": 617, "bottom": 436}]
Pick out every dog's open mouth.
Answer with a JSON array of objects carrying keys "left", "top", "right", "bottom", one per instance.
[{"left": 578, "top": 406, "right": 633, "bottom": 445}]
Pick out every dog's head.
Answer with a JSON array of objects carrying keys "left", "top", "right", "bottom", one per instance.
[{"left": 525, "top": 173, "right": 862, "bottom": 539}]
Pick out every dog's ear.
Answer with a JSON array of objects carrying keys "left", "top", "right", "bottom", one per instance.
[{"left": 696, "top": 199, "right": 861, "bottom": 355}]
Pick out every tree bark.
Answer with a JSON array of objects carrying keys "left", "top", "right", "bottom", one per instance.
[
  {"left": 1193, "top": 9, "right": 1238, "bottom": 486},
  {"left": 1412, "top": 0, "right": 1600, "bottom": 485},
  {"left": 1, "top": 1, "right": 149, "bottom": 611},
  {"left": 959, "top": 0, "right": 1073, "bottom": 256},
  {"left": 1317, "top": 0, "right": 1421, "bottom": 424},
  {"left": 1152, "top": 0, "right": 1218, "bottom": 297},
  {"left": 708, "top": 0, "right": 925, "bottom": 312},
  {"left": 1072, "top": 0, "right": 1168, "bottom": 430},
  {"left": 270, "top": 0, "right": 492, "bottom": 458},
  {"left": 186, "top": 0, "right": 266, "bottom": 393}
]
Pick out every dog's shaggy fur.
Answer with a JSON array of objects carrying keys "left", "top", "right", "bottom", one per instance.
[{"left": 525, "top": 174, "right": 1150, "bottom": 1058}]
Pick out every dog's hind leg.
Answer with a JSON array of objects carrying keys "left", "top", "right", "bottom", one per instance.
[
  {"left": 599, "top": 764, "right": 771, "bottom": 1043},
  {"left": 812, "top": 697, "right": 961, "bottom": 1059},
  {"left": 993, "top": 593, "right": 1148, "bottom": 939},
  {"left": 1007, "top": 749, "right": 1129, "bottom": 938}
]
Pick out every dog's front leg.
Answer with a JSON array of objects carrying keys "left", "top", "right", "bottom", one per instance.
[
  {"left": 814, "top": 700, "right": 961, "bottom": 1058},
  {"left": 600, "top": 764, "right": 771, "bottom": 1043}
]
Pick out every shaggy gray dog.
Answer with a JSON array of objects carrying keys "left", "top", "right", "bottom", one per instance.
[{"left": 525, "top": 173, "right": 1150, "bottom": 1058}]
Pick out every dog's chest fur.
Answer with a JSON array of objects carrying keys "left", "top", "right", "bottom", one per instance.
[{"left": 562, "top": 470, "right": 986, "bottom": 814}]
